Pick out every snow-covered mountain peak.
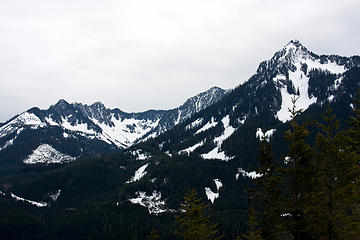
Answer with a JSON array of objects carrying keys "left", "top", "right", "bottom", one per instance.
[
  {"left": 246, "top": 40, "right": 359, "bottom": 124},
  {"left": 270, "top": 40, "right": 316, "bottom": 70},
  {"left": 283, "top": 40, "right": 311, "bottom": 59},
  {"left": 284, "top": 39, "right": 307, "bottom": 52}
]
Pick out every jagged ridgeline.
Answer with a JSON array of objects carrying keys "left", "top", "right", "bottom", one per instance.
[
  {"left": 0, "top": 86, "right": 227, "bottom": 172},
  {"left": 0, "top": 40, "right": 359, "bottom": 240}
]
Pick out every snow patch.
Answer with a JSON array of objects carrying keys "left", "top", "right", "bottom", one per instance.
[
  {"left": 17, "top": 112, "right": 45, "bottom": 127},
  {"left": 274, "top": 65, "right": 317, "bottom": 122},
  {"left": 45, "top": 116, "right": 59, "bottom": 126},
  {"left": 284, "top": 156, "right": 292, "bottom": 164},
  {"left": 201, "top": 115, "right": 236, "bottom": 161},
  {"left": 45, "top": 114, "right": 161, "bottom": 148},
  {"left": 49, "top": 190, "right": 61, "bottom": 201},
  {"left": 205, "top": 188, "right": 218, "bottom": 204},
  {"left": 10, "top": 193, "right": 47, "bottom": 207},
  {"left": 186, "top": 118, "right": 203, "bottom": 130},
  {"left": 0, "top": 136, "right": 17, "bottom": 151},
  {"left": 205, "top": 179, "right": 223, "bottom": 204},
  {"left": 126, "top": 163, "right": 149, "bottom": 183},
  {"left": 236, "top": 168, "right": 262, "bottom": 180},
  {"left": 275, "top": 65, "right": 317, "bottom": 122},
  {"left": 201, "top": 148, "right": 233, "bottom": 161},
  {"left": 214, "top": 179, "right": 223, "bottom": 191},
  {"left": 327, "top": 95, "right": 335, "bottom": 102},
  {"left": 174, "top": 110, "right": 182, "bottom": 125},
  {"left": 131, "top": 149, "right": 151, "bottom": 160},
  {"left": 23, "top": 144, "right": 76, "bottom": 164},
  {"left": 128, "top": 191, "right": 166, "bottom": 214},
  {"left": 334, "top": 77, "right": 343, "bottom": 90},
  {"left": 178, "top": 140, "right": 205, "bottom": 155},
  {"left": 214, "top": 115, "right": 236, "bottom": 145},
  {"left": 238, "top": 116, "right": 247, "bottom": 125},
  {"left": 194, "top": 117, "right": 218, "bottom": 135},
  {"left": 304, "top": 59, "right": 345, "bottom": 74},
  {"left": 61, "top": 117, "right": 95, "bottom": 135},
  {"left": 256, "top": 128, "right": 276, "bottom": 141},
  {"left": 91, "top": 116, "right": 160, "bottom": 147}
]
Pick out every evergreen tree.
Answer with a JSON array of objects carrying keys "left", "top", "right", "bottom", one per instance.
[
  {"left": 339, "top": 96, "right": 360, "bottom": 239},
  {"left": 281, "top": 97, "right": 317, "bottom": 240},
  {"left": 175, "top": 188, "right": 222, "bottom": 240},
  {"left": 146, "top": 229, "right": 160, "bottom": 240},
  {"left": 348, "top": 92, "right": 360, "bottom": 154},
  {"left": 312, "top": 106, "right": 360, "bottom": 239},
  {"left": 241, "top": 196, "right": 263, "bottom": 240},
  {"left": 311, "top": 108, "right": 343, "bottom": 239},
  {"left": 243, "top": 138, "right": 283, "bottom": 240}
]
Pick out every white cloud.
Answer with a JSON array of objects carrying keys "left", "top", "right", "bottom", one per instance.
[{"left": 0, "top": 0, "right": 359, "bottom": 121}]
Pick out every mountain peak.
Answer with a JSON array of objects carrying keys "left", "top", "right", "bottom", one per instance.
[
  {"left": 56, "top": 99, "right": 69, "bottom": 105},
  {"left": 256, "top": 40, "right": 314, "bottom": 74},
  {"left": 91, "top": 101, "right": 106, "bottom": 109},
  {"left": 206, "top": 86, "right": 224, "bottom": 92},
  {"left": 286, "top": 39, "right": 303, "bottom": 48},
  {"left": 52, "top": 99, "right": 70, "bottom": 109},
  {"left": 280, "top": 39, "right": 310, "bottom": 58},
  {"left": 208, "top": 86, "right": 222, "bottom": 90}
]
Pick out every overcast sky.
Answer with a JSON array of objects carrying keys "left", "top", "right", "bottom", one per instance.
[{"left": 1, "top": 0, "right": 359, "bottom": 122}]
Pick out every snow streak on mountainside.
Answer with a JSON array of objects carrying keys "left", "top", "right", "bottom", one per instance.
[
  {"left": 126, "top": 163, "right": 149, "bottom": 183},
  {"left": 201, "top": 115, "right": 236, "bottom": 161},
  {"left": 10, "top": 192, "right": 48, "bottom": 207}
]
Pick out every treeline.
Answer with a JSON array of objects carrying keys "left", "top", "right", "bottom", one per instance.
[{"left": 243, "top": 97, "right": 360, "bottom": 240}]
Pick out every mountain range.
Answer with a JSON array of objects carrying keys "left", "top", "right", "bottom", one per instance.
[
  {"left": 0, "top": 86, "right": 227, "bottom": 170},
  {"left": 0, "top": 40, "right": 359, "bottom": 240}
]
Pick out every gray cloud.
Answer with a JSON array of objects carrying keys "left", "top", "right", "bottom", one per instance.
[{"left": 1, "top": 0, "right": 359, "bottom": 121}]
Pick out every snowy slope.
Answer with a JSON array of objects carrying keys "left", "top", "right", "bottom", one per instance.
[
  {"left": 201, "top": 115, "right": 236, "bottom": 161},
  {"left": 126, "top": 163, "right": 149, "bottom": 183},
  {"left": 23, "top": 144, "right": 76, "bottom": 164}
]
